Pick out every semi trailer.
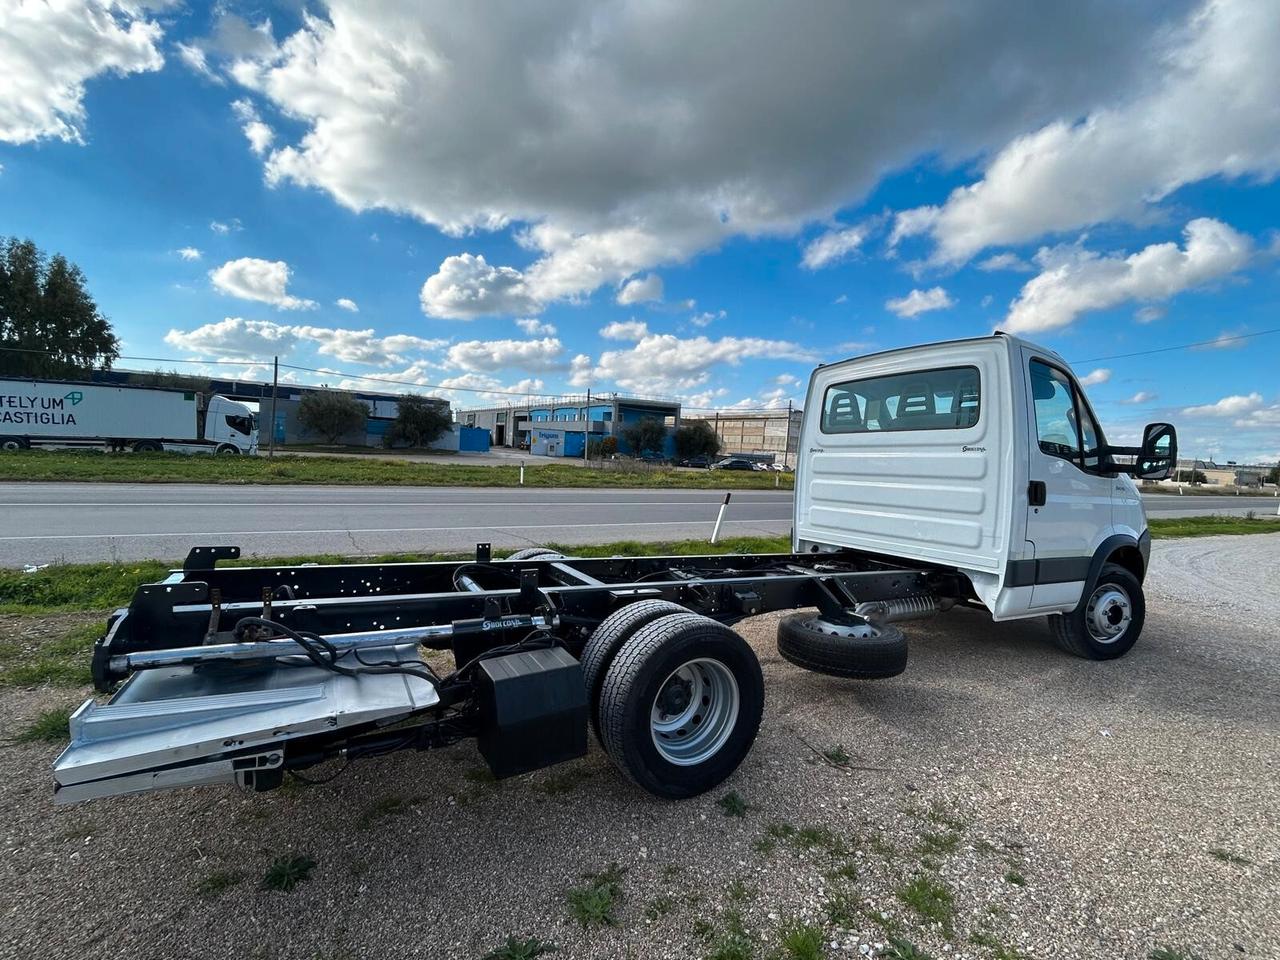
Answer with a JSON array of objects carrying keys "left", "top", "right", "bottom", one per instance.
[
  {"left": 53, "top": 333, "right": 1177, "bottom": 803},
  {"left": 0, "top": 378, "right": 258, "bottom": 455}
]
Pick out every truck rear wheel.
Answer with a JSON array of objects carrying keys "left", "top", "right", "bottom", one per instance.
[
  {"left": 1048, "top": 563, "right": 1144, "bottom": 660},
  {"left": 598, "top": 612, "right": 763, "bottom": 799},
  {"left": 0, "top": 436, "right": 27, "bottom": 451},
  {"left": 132, "top": 440, "right": 163, "bottom": 453},
  {"left": 776, "top": 612, "right": 907, "bottom": 679},
  {"left": 581, "top": 598, "right": 689, "bottom": 745}
]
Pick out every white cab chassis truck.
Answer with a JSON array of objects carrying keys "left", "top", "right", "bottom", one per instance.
[
  {"left": 53, "top": 334, "right": 1175, "bottom": 804},
  {"left": 0, "top": 378, "right": 258, "bottom": 455}
]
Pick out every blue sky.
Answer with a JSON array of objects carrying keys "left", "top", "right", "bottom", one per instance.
[{"left": 1, "top": 1, "right": 1278, "bottom": 462}]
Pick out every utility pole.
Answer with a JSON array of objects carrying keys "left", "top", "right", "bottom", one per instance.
[
  {"left": 584, "top": 387, "right": 591, "bottom": 464},
  {"left": 267, "top": 355, "right": 279, "bottom": 458}
]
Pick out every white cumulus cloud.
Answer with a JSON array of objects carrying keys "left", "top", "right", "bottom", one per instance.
[
  {"left": 0, "top": 0, "right": 164, "bottom": 145},
  {"left": 335, "top": 297, "right": 359, "bottom": 312},
  {"left": 616, "top": 274, "right": 664, "bottom": 305},
  {"left": 165, "top": 317, "right": 443, "bottom": 366},
  {"left": 977, "top": 252, "right": 1033, "bottom": 272},
  {"left": 802, "top": 224, "right": 869, "bottom": 270},
  {"left": 176, "top": 247, "right": 202, "bottom": 261},
  {"left": 231, "top": 98, "right": 274, "bottom": 155},
  {"left": 885, "top": 287, "right": 954, "bottom": 318},
  {"left": 900, "top": 0, "right": 1280, "bottom": 264},
  {"left": 515, "top": 318, "right": 556, "bottom": 336},
  {"left": 585, "top": 333, "right": 817, "bottom": 394},
  {"left": 599, "top": 320, "right": 650, "bottom": 341},
  {"left": 446, "top": 337, "right": 565, "bottom": 373},
  {"left": 210, "top": 257, "right": 317, "bottom": 310},
  {"left": 1183, "top": 393, "right": 1263, "bottom": 417},
  {"left": 1004, "top": 218, "right": 1253, "bottom": 334},
  {"left": 419, "top": 253, "right": 538, "bottom": 319},
  {"left": 1078, "top": 368, "right": 1111, "bottom": 386},
  {"left": 1122, "top": 391, "right": 1158, "bottom": 404}
]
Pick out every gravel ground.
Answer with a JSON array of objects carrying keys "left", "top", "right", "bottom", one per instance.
[{"left": 1, "top": 534, "right": 1277, "bottom": 960}]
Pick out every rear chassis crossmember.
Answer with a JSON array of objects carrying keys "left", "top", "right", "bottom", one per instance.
[{"left": 54, "top": 544, "right": 964, "bottom": 803}]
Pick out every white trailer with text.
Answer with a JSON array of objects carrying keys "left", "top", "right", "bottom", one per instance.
[
  {"left": 53, "top": 334, "right": 1176, "bottom": 803},
  {"left": 0, "top": 378, "right": 258, "bottom": 455}
]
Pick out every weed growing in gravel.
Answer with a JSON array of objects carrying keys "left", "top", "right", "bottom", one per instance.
[
  {"left": 778, "top": 919, "right": 824, "bottom": 960},
  {"left": 822, "top": 744, "right": 851, "bottom": 765},
  {"left": 541, "top": 765, "right": 594, "bottom": 795},
  {"left": 824, "top": 888, "right": 860, "bottom": 928},
  {"left": 1003, "top": 869, "right": 1026, "bottom": 886},
  {"left": 0, "top": 621, "right": 101, "bottom": 687},
  {"left": 357, "top": 794, "right": 411, "bottom": 829},
  {"left": 703, "top": 908, "right": 753, "bottom": 960},
  {"left": 793, "top": 825, "right": 836, "bottom": 851},
  {"left": 1207, "top": 846, "right": 1252, "bottom": 866},
  {"left": 923, "top": 804, "right": 968, "bottom": 833},
  {"left": 868, "top": 834, "right": 897, "bottom": 859},
  {"left": 566, "top": 863, "right": 625, "bottom": 927},
  {"left": 726, "top": 877, "right": 755, "bottom": 903},
  {"left": 262, "top": 854, "right": 316, "bottom": 892},
  {"left": 15, "top": 706, "right": 71, "bottom": 742},
  {"left": 895, "top": 875, "right": 955, "bottom": 928},
  {"left": 970, "top": 931, "right": 1030, "bottom": 959},
  {"left": 644, "top": 894, "right": 676, "bottom": 921},
  {"left": 823, "top": 860, "right": 859, "bottom": 882},
  {"left": 918, "top": 829, "right": 962, "bottom": 856},
  {"left": 196, "top": 870, "right": 244, "bottom": 897},
  {"left": 867, "top": 910, "right": 904, "bottom": 936},
  {"left": 483, "top": 936, "right": 558, "bottom": 959},
  {"left": 718, "top": 790, "right": 748, "bottom": 817},
  {"left": 1148, "top": 948, "right": 1204, "bottom": 960},
  {"left": 884, "top": 935, "right": 935, "bottom": 960}
]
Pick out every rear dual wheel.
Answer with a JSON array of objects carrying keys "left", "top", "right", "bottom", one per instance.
[{"left": 588, "top": 606, "right": 764, "bottom": 799}]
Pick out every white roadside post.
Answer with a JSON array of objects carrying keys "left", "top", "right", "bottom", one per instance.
[
  {"left": 520, "top": 460, "right": 525, "bottom": 486},
  {"left": 711, "top": 492, "right": 731, "bottom": 544}
]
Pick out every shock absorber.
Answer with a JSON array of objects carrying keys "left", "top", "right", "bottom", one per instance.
[{"left": 854, "top": 594, "right": 955, "bottom": 623}]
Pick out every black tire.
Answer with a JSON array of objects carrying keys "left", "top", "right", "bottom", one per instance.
[
  {"left": 776, "top": 612, "right": 907, "bottom": 679},
  {"left": 215, "top": 443, "right": 241, "bottom": 455},
  {"left": 505, "top": 548, "right": 564, "bottom": 561},
  {"left": 1048, "top": 563, "right": 1145, "bottom": 660},
  {"left": 581, "top": 599, "right": 689, "bottom": 745},
  {"left": 0, "top": 436, "right": 28, "bottom": 452},
  {"left": 132, "top": 440, "right": 163, "bottom": 453},
  {"left": 598, "top": 612, "right": 764, "bottom": 799}
]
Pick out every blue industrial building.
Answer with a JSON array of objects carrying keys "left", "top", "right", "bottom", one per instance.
[{"left": 462, "top": 393, "right": 680, "bottom": 458}]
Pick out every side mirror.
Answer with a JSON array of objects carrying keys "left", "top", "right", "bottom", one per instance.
[{"left": 1136, "top": 422, "right": 1177, "bottom": 479}]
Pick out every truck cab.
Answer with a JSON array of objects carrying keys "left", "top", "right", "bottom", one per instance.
[
  {"left": 200, "top": 395, "right": 259, "bottom": 455},
  {"left": 794, "top": 333, "right": 1176, "bottom": 634}
]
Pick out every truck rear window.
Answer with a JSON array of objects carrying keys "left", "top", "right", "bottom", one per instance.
[{"left": 821, "top": 366, "right": 980, "bottom": 434}]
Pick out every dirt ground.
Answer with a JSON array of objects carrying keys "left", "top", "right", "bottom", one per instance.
[{"left": 0, "top": 534, "right": 1276, "bottom": 960}]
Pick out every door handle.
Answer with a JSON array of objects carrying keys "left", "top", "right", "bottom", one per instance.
[{"left": 1028, "top": 481, "right": 1047, "bottom": 506}]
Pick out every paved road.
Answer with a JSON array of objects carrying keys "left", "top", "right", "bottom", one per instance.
[
  {"left": 0, "top": 483, "right": 794, "bottom": 566},
  {"left": 0, "top": 484, "right": 1271, "bottom": 567}
]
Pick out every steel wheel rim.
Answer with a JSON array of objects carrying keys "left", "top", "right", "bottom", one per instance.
[
  {"left": 1085, "top": 584, "right": 1132, "bottom": 644},
  {"left": 650, "top": 657, "right": 739, "bottom": 766},
  {"left": 805, "top": 616, "right": 878, "bottom": 639}
]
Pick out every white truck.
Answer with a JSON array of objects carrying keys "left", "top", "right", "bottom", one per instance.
[
  {"left": 53, "top": 333, "right": 1176, "bottom": 803},
  {"left": 0, "top": 378, "right": 258, "bottom": 455}
]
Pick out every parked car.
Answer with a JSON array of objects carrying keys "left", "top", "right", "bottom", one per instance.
[
  {"left": 712, "top": 457, "right": 756, "bottom": 471},
  {"left": 677, "top": 454, "right": 714, "bottom": 468}
]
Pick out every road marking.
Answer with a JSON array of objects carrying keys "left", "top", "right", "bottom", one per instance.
[{"left": 0, "top": 517, "right": 793, "bottom": 542}]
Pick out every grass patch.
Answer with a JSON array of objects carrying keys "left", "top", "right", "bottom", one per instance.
[
  {"left": 885, "top": 935, "right": 935, "bottom": 960},
  {"left": 566, "top": 863, "right": 625, "bottom": 928},
  {"left": 895, "top": 875, "right": 955, "bottom": 928},
  {"left": 717, "top": 790, "right": 748, "bottom": 818},
  {"left": 1148, "top": 948, "right": 1204, "bottom": 960},
  {"left": 821, "top": 744, "right": 851, "bottom": 765},
  {"left": 703, "top": 908, "right": 753, "bottom": 960},
  {"left": 778, "top": 919, "right": 824, "bottom": 960},
  {"left": 970, "top": 931, "right": 1030, "bottom": 959},
  {"left": 196, "top": 870, "right": 244, "bottom": 897},
  {"left": 0, "top": 449, "right": 793, "bottom": 490},
  {"left": 14, "top": 706, "right": 72, "bottom": 743},
  {"left": 0, "top": 621, "right": 102, "bottom": 687},
  {"left": 644, "top": 893, "right": 676, "bottom": 921},
  {"left": 1148, "top": 515, "right": 1280, "bottom": 539},
  {"left": 1003, "top": 869, "right": 1026, "bottom": 886},
  {"left": 1207, "top": 846, "right": 1251, "bottom": 866},
  {"left": 917, "top": 829, "right": 962, "bottom": 856},
  {"left": 262, "top": 854, "right": 316, "bottom": 892},
  {"left": 357, "top": 794, "right": 411, "bottom": 829},
  {"left": 824, "top": 888, "right": 860, "bottom": 928},
  {"left": 725, "top": 877, "right": 755, "bottom": 903},
  {"left": 0, "top": 536, "right": 792, "bottom": 614},
  {"left": 482, "top": 937, "right": 557, "bottom": 960}
]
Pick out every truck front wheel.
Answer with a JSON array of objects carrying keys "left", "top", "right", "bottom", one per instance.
[
  {"left": 1048, "top": 562, "right": 1145, "bottom": 660},
  {"left": 132, "top": 440, "right": 163, "bottom": 453},
  {"left": 598, "top": 612, "right": 763, "bottom": 799},
  {"left": 0, "top": 436, "right": 28, "bottom": 451}
]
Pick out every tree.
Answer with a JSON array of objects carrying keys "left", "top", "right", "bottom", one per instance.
[
  {"left": 674, "top": 420, "right": 721, "bottom": 461},
  {"left": 0, "top": 237, "right": 120, "bottom": 378},
  {"left": 384, "top": 394, "right": 452, "bottom": 448},
  {"left": 587, "top": 435, "right": 618, "bottom": 459},
  {"left": 1174, "top": 467, "right": 1206, "bottom": 484},
  {"left": 297, "top": 391, "right": 367, "bottom": 444},
  {"left": 620, "top": 416, "right": 667, "bottom": 457},
  {"left": 1268, "top": 465, "right": 1280, "bottom": 486}
]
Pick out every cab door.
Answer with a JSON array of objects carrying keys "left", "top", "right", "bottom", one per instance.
[{"left": 1022, "top": 352, "right": 1112, "bottom": 609}]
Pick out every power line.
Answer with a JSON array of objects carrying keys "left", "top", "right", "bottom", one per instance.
[{"left": 1070, "top": 326, "right": 1280, "bottom": 364}]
